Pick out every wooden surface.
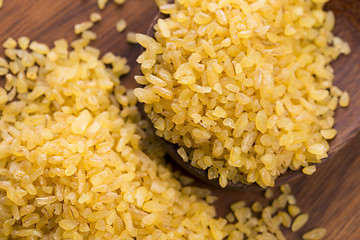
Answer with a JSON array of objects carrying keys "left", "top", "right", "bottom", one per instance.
[{"left": 0, "top": 0, "right": 359, "bottom": 239}]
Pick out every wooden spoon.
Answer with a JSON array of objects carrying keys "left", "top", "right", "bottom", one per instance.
[{"left": 141, "top": 0, "right": 360, "bottom": 190}]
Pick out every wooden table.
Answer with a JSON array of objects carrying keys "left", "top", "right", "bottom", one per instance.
[{"left": 0, "top": 0, "right": 359, "bottom": 239}]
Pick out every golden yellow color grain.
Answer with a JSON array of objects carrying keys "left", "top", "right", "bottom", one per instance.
[{"left": 135, "top": 0, "right": 350, "bottom": 188}]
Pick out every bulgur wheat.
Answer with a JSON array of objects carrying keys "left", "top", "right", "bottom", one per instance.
[
  {"left": 0, "top": 35, "right": 324, "bottom": 239},
  {"left": 135, "top": 0, "right": 351, "bottom": 188}
]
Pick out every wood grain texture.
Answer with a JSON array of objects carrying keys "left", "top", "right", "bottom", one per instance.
[{"left": 0, "top": 0, "right": 359, "bottom": 239}]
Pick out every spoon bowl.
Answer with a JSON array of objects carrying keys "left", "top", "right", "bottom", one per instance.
[{"left": 141, "top": 0, "right": 360, "bottom": 190}]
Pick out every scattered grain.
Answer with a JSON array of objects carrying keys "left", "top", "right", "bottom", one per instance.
[
  {"left": 303, "top": 228, "right": 327, "bottom": 240},
  {"left": 74, "top": 21, "right": 94, "bottom": 35},
  {"left": 116, "top": 19, "right": 127, "bottom": 33},
  {"left": 97, "top": 0, "right": 108, "bottom": 10},
  {"left": 127, "top": 32, "right": 137, "bottom": 44},
  {"left": 292, "top": 213, "right": 309, "bottom": 232},
  {"left": 90, "top": 12, "right": 102, "bottom": 23}
]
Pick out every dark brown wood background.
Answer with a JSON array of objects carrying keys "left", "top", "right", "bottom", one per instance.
[{"left": 0, "top": 0, "right": 359, "bottom": 239}]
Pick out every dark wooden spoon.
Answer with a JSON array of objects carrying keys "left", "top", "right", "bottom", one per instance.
[{"left": 141, "top": 0, "right": 360, "bottom": 190}]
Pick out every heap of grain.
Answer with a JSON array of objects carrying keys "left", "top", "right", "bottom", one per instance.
[
  {"left": 0, "top": 35, "right": 225, "bottom": 239},
  {"left": 134, "top": 0, "right": 350, "bottom": 187}
]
